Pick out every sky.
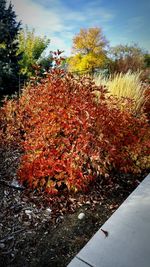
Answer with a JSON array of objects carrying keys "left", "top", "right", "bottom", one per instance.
[{"left": 10, "top": 0, "right": 150, "bottom": 56}]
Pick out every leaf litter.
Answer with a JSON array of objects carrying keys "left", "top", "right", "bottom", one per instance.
[{"left": 0, "top": 147, "right": 149, "bottom": 266}]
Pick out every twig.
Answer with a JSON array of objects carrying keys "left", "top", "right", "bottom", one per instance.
[
  {"left": 0, "top": 228, "right": 26, "bottom": 243},
  {"left": 1, "top": 239, "right": 15, "bottom": 255},
  {"left": 0, "top": 179, "right": 24, "bottom": 190}
]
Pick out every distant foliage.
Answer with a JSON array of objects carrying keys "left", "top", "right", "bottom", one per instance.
[
  {"left": 140, "top": 68, "right": 150, "bottom": 83},
  {"left": 144, "top": 53, "right": 150, "bottom": 68},
  {"left": 108, "top": 44, "right": 145, "bottom": 74},
  {"left": 68, "top": 28, "right": 108, "bottom": 72},
  {"left": 68, "top": 52, "right": 107, "bottom": 73},
  {"left": 17, "top": 27, "right": 50, "bottom": 79},
  {"left": 38, "top": 53, "right": 53, "bottom": 73},
  {"left": 0, "top": 51, "right": 150, "bottom": 195}
]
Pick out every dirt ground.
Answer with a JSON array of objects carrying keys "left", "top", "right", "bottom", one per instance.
[{"left": 0, "top": 147, "right": 149, "bottom": 267}]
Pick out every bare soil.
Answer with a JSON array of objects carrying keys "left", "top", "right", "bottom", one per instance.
[{"left": 0, "top": 147, "right": 149, "bottom": 267}]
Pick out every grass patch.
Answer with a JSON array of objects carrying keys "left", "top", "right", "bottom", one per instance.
[{"left": 94, "top": 71, "right": 146, "bottom": 113}]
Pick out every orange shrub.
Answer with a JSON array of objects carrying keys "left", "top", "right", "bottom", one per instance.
[
  {"left": 17, "top": 69, "right": 101, "bottom": 193},
  {"left": 0, "top": 51, "right": 150, "bottom": 194},
  {"left": 92, "top": 96, "right": 150, "bottom": 174}
]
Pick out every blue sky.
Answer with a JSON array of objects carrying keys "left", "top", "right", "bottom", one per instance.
[{"left": 11, "top": 0, "right": 150, "bottom": 56}]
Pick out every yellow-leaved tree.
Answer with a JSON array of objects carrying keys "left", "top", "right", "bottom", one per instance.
[{"left": 68, "top": 27, "right": 108, "bottom": 73}]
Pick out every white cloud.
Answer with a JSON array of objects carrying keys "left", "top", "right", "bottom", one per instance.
[
  {"left": 10, "top": 0, "right": 115, "bottom": 55},
  {"left": 10, "top": 0, "right": 75, "bottom": 55},
  {"left": 49, "top": 36, "right": 71, "bottom": 55},
  {"left": 85, "top": 0, "right": 115, "bottom": 23},
  {"left": 11, "top": 0, "right": 71, "bottom": 34},
  {"left": 87, "top": 8, "right": 115, "bottom": 23}
]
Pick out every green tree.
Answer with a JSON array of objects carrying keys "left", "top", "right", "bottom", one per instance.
[
  {"left": 17, "top": 27, "right": 50, "bottom": 79},
  {"left": 68, "top": 27, "right": 108, "bottom": 73},
  {"left": 0, "top": 0, "right": 22, "bottom": 97}
]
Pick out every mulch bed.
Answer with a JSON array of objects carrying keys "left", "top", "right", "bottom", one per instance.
[{"left": 0, "top": 147, "right": 149, "bottom": 267}]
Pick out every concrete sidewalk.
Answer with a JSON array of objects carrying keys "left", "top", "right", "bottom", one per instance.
[{"left": 67, "top": 173, "right": 150, "bottom": 267}]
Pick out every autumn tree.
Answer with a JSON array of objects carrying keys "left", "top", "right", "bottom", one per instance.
[
  {"left": 108, "top": 44, "right": 146, "bottom": 73},
  {"left": 17, "top": 27, "right": 50, "bottom": 80},
  {"left": 68, "top": 27, "right": 108, "bottom": 73},
  {"left": 0, "top": 0, "right": 22, "bottom": 98}
]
